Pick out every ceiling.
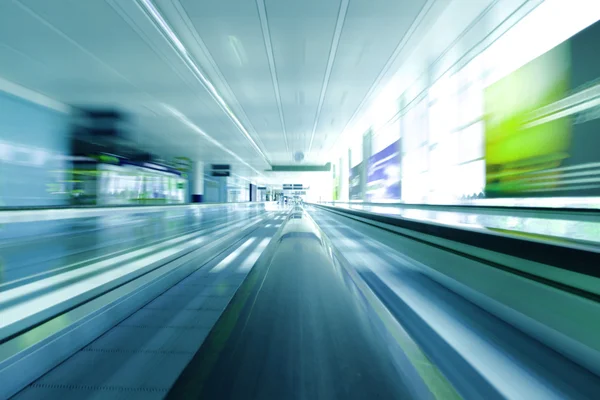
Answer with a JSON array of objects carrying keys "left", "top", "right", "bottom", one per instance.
[{"left": 0, "top": 0, "right": 442, "bottom": 184}]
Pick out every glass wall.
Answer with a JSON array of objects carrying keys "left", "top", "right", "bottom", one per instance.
[
  {"left": 334, "top": 0, "right": 600, "bottom": 206},
  {"left": 227, "top": 176, "right": 250, "bottom": 203},
  {"left": 0, "top": 91, "right": 69, "bottom": 207}
]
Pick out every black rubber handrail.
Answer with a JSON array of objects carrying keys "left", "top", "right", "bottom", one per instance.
[
  {"left": 0, "top": 201, "right": 267, "bottom": 212},
  {"left": 321, "top": 201, "right": 600, "bottom": 216},
  {"left": 314, "top": 204, "right": 600, "bottom": 279}
]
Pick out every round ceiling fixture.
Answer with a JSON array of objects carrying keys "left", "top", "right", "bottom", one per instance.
[{"left": 294, "top": 151, "right": 305, "bottom": 162}]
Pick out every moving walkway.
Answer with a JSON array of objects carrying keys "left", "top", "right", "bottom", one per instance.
[{"left": 1, "top": 202, "right": 598, "bottom": 399}]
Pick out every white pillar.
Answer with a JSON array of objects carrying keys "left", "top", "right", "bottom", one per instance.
[
  {"left": 340, "top": 154, "right": 349, "bottom": 201},
  {"left": 192, "top": 161, "right": 204, "bottom": 202}
]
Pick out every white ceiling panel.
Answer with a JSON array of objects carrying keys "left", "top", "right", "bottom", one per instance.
[
  {"left": 0, "top": 0, "right": 471, "bottom": 184},
  {"left": 0, "top": 1, "right": 125, "bottom": 90},
  {"left": 175, "top": 0, "right": 287, "bottom": 162},
  {"left": 266, "top": 0, "right": 341, "bottom": 159},
  {"left": 313, "top": 0, "right": 427, "bottom": 156},
  {"left": 0, "top": 0, "right": 269, "bottom": 173},
  {"left": 152, "top": 0, "right": 272, "bottom": 162}
]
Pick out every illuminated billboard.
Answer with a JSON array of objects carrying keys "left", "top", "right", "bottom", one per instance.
[{"left": 366, "top": 140, "right": 401, "bottom": 201}]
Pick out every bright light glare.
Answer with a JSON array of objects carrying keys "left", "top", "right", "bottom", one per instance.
[{"left": 162, "top": 104, "right": 263, "bottom": 177}]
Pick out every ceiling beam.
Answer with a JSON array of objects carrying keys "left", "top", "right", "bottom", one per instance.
[
  {"left": 307, "top": 0, "right": 350, "bottom": 155},
  {"left": 135, "top": 0, "right": 272, "bottom": 168},
  {"left": 256, "top": 0, "right": 290, "bottom": 157}
]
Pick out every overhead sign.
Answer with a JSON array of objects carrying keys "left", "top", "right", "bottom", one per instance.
[
  {"left": 211, "top": 171, "right": 230, "bottom": 177},
  {"left": 210, "top": 164, "right": 230, "bottom": 178},
  {"left": 283, "top": 184, "right": 302, "bottom": 190}
]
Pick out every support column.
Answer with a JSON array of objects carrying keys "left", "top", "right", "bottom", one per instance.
[
  {"left": 192, "top": 161, "right": 204, "bottom": 203},
  {"left": 249, "top": 183, "right": 255, "bottom": 201},
  {"left": 398, "top": 94, "right": 406, "bottom": 202}
]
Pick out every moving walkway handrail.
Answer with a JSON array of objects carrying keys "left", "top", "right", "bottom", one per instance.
[
  {"left": 0, "top": 213, "right": 269, "bottom": 343},
  {"left": 0, "top": 200, "right": 267, "bottom": 212},
  {"left": 0, "top": 201, "right": 270, "bottom": 224},
  {"left": 313, "top": 203, "right": 600, "bottom": 280},
  {"left": 320, "top": 201, "right": 600, "bottom": 222},
  {"left": 312, "top": 203, "right": 600, "bottom": 379},
  {"left": 0, "top": 210, "right": 275, "bottom": 399}
]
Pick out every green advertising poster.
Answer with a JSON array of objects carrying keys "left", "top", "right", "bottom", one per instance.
[
  {"left": 484, "top": 20, "right": 600, "bottom": 198},
  {"left": 332, "top": 163, "right": 339, "bottom": 200}
]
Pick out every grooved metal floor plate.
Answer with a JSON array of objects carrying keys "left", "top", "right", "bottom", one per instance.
[
  {"left": 15, "top": 384, "right": 167, "bottom": 400},
  {"left": 121, "top": 308, "right": 223, "bottom": 329},
  {"left": 86, "top": 326, "right": 211, "bottom": 353},
  {"left": 13, "top": 219, "right": 282, "bottom": 399}
]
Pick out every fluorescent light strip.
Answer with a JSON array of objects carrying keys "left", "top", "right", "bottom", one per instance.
[
  {"left": 523, "top": 96, "right": 600, "bottom": 129},
  {"left": 163, "top": 104, "right": 263, "bottom": 176},
  {"left": 256, "top": 0, "right": 289, "bottom": 154},
  {"left": 307, "top": 0, "right": 350, "bottom": 154},
  {"left": 210, "top": 237, "right": 256, "bottom": 273},
  {"left": 138, "top": 0, "right": 270, "bottom": 166}
]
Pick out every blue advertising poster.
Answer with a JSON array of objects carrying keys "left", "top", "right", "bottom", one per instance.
[
  {"left": 366, "top": 140, "right": 401, "bottom": 201},
  {"left": 349, "top": 162, "right": 363, "bottom": 200}
]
